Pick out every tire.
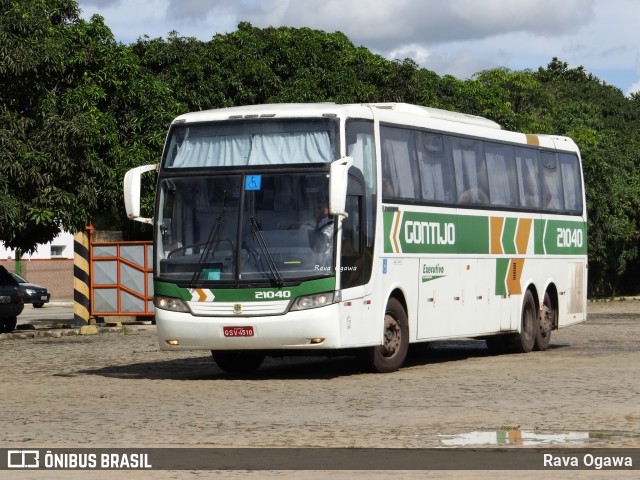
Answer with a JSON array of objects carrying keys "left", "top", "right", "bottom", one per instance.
[
  {"left": 535, "top": 291, "right": 555, "bottom": 351},
  {"left": 33, "top": 303, "right": 44, "bottom": 308},
  {"left": 505, "top": 289, "right": 538, "bottom": 353},
  {"left": 211, "top": 350, "right": 265, "bottom": 374},
  {"left": 0, "top": 317, "right": 17, "bottom": 333},
  {"left": 361, "top": 297, "right": 409, "bottom": 373}
]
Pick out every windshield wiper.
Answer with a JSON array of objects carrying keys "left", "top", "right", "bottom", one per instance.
[
  {"left": 190, "top": 191, "right": 227, "bottom": 287},
  {"left": 249, "top": 217, "right": 283, "bottom": 286}
]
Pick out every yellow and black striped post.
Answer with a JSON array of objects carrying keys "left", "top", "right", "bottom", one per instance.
[{"left": 73, "top": 228, "right": 91, "bottom": 325}]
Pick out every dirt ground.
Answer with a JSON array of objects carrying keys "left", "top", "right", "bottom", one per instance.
[{"left": 2, "top": 299, "right": 639, "bottom": 479}]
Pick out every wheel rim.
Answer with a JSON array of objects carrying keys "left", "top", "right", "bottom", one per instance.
[{"left": 382, "top": 314, "right": 402, "bottom": 358}]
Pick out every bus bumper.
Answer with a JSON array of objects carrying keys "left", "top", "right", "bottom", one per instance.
[{"left": 156, "top": 303, "right": 341, "bottom": 351}]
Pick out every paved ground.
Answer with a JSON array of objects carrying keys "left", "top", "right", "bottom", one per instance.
[{"left": 2, "top": 299, "right": 639, "bottom": 479}]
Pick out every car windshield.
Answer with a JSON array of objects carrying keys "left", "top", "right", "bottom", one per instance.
[
  {"left": 10, "top": 273, "right": 26, "bottom": 283},
  {"left": 156, "top": 172, "right": 335, "bottom": 285}
]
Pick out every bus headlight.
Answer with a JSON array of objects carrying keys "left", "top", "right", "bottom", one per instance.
[
  {"left": 290, "top": 292, "right": 335, "bottom": 311},
  {"left": 154, "top": 295, "right": 189, "bottom": 313}
]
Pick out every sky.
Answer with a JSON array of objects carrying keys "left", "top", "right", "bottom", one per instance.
[{"left": 76, "top": 0, "right": 640, "bottom": 96}]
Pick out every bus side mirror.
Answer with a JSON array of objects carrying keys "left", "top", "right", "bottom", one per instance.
[
  {"left": 329, "top": 156, "right": 353, "bottom": 218},
  {"left": 124, "top": 164, "right": 158, "bottom": 224}
]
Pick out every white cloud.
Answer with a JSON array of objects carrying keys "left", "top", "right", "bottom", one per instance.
[
  {"left": 238, "top": 0, "right": 596, "bottom": 48},
  {"left": 76, "top": 0, "right": 640, "bottom": 94},
  {"left": 627, "top": 81, "right": 640, "bottom": 96}
]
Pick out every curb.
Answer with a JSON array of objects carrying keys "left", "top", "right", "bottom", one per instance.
[{"left": 0, "top": 324, "right": 150, "bottom": 341}]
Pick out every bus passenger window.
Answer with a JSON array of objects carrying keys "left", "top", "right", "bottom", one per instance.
[
  {"left": 516, "top": 148, "right": 541, "bottom": 208},
  {"left": 541, "top": 152, "right": 564, "bottom": 211},
  {"left": 452, "top": 137, "right": 489, "bottom": 205},
  {"left": 485, "top": 143, "right": 518, "bottom": 207},
  {"left": 417, "top": 132, "right": 455, "bottom": 203},
  {"left": 380, "top": 126, "right": 419, "bottom": 201},
  {"left": 559, "top": 153, "right": 583, "bottom": 213}
]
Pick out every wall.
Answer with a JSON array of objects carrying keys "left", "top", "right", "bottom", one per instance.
[
  {"left": 0, "top": 258, "right": 74, "bottom": 302},
  {"left": 1, "top": 231, "right": 75, "bottom": 302}
]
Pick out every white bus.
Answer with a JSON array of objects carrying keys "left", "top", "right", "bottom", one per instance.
[{"left": 124, "top": 102, "right": 587, "bottom": 373}]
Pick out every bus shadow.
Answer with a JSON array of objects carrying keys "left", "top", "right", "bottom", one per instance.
[
  {"left": 76, "top": 341, "right": 571, "bottom": 381},
  {"left": 407, "top": 339, "right": 570, "bottom": 366},
  {"left": 77, "top": 355, "right": 365, "bottom": 381}
]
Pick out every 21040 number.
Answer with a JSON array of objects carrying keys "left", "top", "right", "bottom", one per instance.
[
  {"left": 557, "top": 228, "right": 583, "bottom": 248},
  {"left": 255, "top": 290, "right": 291, "bottom": 299}
]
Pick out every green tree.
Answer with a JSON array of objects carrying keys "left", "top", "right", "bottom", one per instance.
[
  {"left": 0, "top": 0, "right": 182, "bottom": 249},
  {"left": 537, "top": 58, "right": 640, "bottom": 295},
  {"left": 0, "top": 0, "right": 116, "bottom": 249}
]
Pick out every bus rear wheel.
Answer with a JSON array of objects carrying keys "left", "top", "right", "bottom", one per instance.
[
  {"left": 211, "top": 350, "right": 265, "bottom": 374},
  {"left": 505, "top": 289, "right": 538, "bottom": 353},
  {"left": 535, "top": 291, "right": 555, "bottom": 351},
  {"left": 361, "top": 298, "right": 409, "bottom": 373}
]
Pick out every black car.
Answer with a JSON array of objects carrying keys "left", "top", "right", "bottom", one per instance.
[
  {"left": 0, "top": 265, "right": 24, "bottom": 333},
  {"left": 11, "top": 272, "right": 51, "bottom": 308}
]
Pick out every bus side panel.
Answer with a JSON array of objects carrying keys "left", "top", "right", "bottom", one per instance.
[
  {"left": 417, "top": 257, "right": 464, "bottom": 339},
  {"left": 417, "top": 257, "right": 503, "bottom": 340},
  {"left": 559, "top": 260, "right": 588, "bottom": 327},
  {"left": 338, "top": 285, "right": 385, "bottom": 347}
]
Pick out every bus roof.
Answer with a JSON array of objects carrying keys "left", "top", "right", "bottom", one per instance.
[
  {"left": 367, "top": 103, "right": 502, "bottom": 129},
  {"left": 172, "top": 102, "right": 500, "bottom": 128},
  {"left": 171, "top": 103, "right": 579, "bottom": 153}
]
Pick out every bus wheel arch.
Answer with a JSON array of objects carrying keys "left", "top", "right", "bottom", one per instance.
[
  {"left": 505, "top": 286, "right": 539, "bottom": 353},
  {"left": 536, "top": 285, "right": 558, "bottom": 351},
  {"left": 360, "top": 290, "right": 409, "bottom": 373}
]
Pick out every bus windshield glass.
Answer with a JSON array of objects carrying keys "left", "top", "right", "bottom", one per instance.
[
  {"left": 163, "top": 119, "right": 338, "bottom": 168},
  {"left": 156, "top": 172, "right": 335, "bottom": 285}
]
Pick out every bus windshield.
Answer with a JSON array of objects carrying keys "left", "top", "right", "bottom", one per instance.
[
  {"left": 163, "top": 118, "right": 338, "bottom": 168},
  {"left": 156, "top": 172, "right": 335, "bottom": 285}
]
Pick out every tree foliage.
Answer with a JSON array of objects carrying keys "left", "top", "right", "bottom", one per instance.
[{"left": 2, "top": 3, "right": 640, "bottom": 295}]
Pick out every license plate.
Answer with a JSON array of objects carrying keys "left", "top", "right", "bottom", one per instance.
[
  {"left": 40, "top": 295, "right": 48, "bottom": 301},
  {"left": 0, "top": 296, "right": 9, "bottom": 303},
  {"left": 223, "top": 326, "right": 254, "bottom": 337}
]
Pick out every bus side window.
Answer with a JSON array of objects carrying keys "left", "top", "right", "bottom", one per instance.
[
  {"left": 417, "top": 132, "right": 456, "bottom": 203},
  {"left": 541, "top": 152, "right": 564, "bottom": 211},
  {"left": 485, "top": 142, "right": 518, "bottom": 207},
  {"left": 451, "top": 137, "right": 489, "bottom": 205},
  {"left": 516, "top": 148, "right": 541, "bottom": 208},
  {"left": 346, "top": 119, "right": 376, "bottom": 284},
  {"left": 559, "top": 153, "right": 583, "bottom": 213},
  {"left": 380, "top": 126, "right": 419, "bottom": 201}
]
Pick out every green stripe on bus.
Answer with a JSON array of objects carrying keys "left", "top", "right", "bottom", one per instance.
[
  {"left": 502, "top": 218, "right": 518, "bottom": 255},
  {"left": 384, "top": 210, "right": 586, "bottom": 256},
  {"left": 495, "top": 258, "right": 510, "bottom": 296},
  {"left": 543, "top": 220, "right": 587, "bottom": 255},
  {"left": 154, "top": 277, "right": 336, "bottom": 302},
  {"left": 383, "top": 210, "right": 395, "bottom": 253}
]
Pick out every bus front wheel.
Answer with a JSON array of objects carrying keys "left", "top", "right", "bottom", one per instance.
[
  {"left": 212, "top": 350, "right": 265, "bottom": 374},
  {"left": 361, "top": 298, "right": 409, "bottom": 373},
  {"left": 506, "top": 289, "right": 538, "bottom": 353}
]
